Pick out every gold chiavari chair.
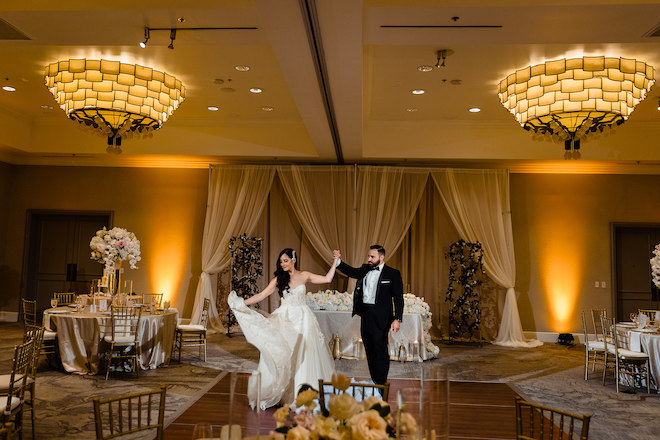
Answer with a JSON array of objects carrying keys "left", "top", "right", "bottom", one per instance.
[
  {"left": 174, "top": 298, "right": 209, "bottom": 362},
  {"left": 638, "top": 309, "right": 660, "bottom": 326},
  {"left": 142, "top": 293, "right": 163, "bottom": 307},
  {"left": 93, "top": 386, "right": 167, "bottom": 440},
  {"left": 601, "top": 316, "right": 651, "bottom": 393},
  {"left": 580, "top": 311, "right": 605, "bottom": 380},
  {"left": 590, "top": 308, "right": 607, "bottom": 341},
  {"left": 104, "top": 305, "right": 142, "bottom": 380},
  {"left": 22, "top": 299, "right": 57, "bottom": 357},
  {"left": 0, "top": 423, "right": 14, "bottom": 440},
  {"left": 515, "top": 396, "right": 590, "bottom": 440},
  {"left": 318, "top": 379, "right": 389, "bottom": 413},
  {"left": 0, "top": 339, "right": 35, "bottom": 440},
  {"left": 53, "top": 292, "right": 76, "bottom": 306}
]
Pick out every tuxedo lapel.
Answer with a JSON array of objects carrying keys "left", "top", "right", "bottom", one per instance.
[{"left": 374, "top": 265, "right": 385, "bottom": 301}]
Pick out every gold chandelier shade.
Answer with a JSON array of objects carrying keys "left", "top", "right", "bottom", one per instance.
[
  {"left": 45, "top": 59, "right": 185, "bottom": 152},
  {"left": 498, "top": 56, "right": 655, "bottom": 158}
]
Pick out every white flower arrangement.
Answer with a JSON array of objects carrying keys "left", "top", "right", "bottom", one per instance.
[
  {"left": 651, "top": 244, "right": 660, "bottom": 288},
  {"left": 307, "top": 290, "right": 439, "bottom": 359},
  {"left": 90, "top": 226, "right": 141, "bottom": 270}
]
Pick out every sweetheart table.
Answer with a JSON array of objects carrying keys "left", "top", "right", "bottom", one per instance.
[
  {"left": 312, "top": 310, "right": 432, "bottom": 361},
  {"left": 43, "top": 306, "right": 178, "bottom": 374}
]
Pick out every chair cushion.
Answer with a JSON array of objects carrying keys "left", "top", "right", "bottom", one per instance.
[
  {"left": 43, "top": 330, "right": 57, "bottom": 340},
  {"left": 0, "top": 395, "right": 22, "bottom": 414},
  {"left": 103, "top": 335, "right": 136, "bottom": 344},
  {"left": 607, "top": 347, "right": 649, "bottom": 359},
  {"left": 587, "top": 341, "right": 605, "bottom": 350},
  {"left": 177, "top": 324, "right": 205, "bottom": 332},
  {"left": 0, "top": 374, "right": 26, "bottom": 392}
]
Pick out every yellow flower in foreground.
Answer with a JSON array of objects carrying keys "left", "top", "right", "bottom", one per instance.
[
  {"left": 312, "top": 414, "right": 342, "bottom": 440},
  {"left": 361, "top": 396, "right": 388, "bottom": 411},
  {"left": 331, "top": 373, "right": 351, "bottom": 391},
  {"left": 295, "top": 389, "right": 319, "bottom": 408},
  {"left": 287, "top": 426, "right": 311, "bottom": 440},
  {"left": 274, "top": 405, "right": 290, "bottom": 425},
  {"left": 399, "top": 412, "right": 418, "bottom": 435},
  {"left": 328, "top": 393, "right": 358, "bottom": 420},
  {"left": 347, "top": 410, "right": 389, "bottom": 440}
]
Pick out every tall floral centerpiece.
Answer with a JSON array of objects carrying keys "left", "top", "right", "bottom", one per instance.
[
  {"left": 651, "top": 244, "right": 660, "bottom": 288},
  {"left": 90, "top": 227, "right": 141, "bottom": 294}
]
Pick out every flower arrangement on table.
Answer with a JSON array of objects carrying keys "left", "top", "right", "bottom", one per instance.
[
  {"left": 307, "top": 290, "right": 440, "bottom": 359},
  {"left": 272, "top": 373, "right": 417, "bottom": 440},
  {"left": 90, "top": 226, "right": 141, "bottom": 271}
]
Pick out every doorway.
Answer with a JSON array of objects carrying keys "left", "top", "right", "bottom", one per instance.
[
  {"left": 24, "top": 211, "right": 112, "bottom": 312},
  {"left": 613, "top": 224, "right": 660, "bottom": 321}
]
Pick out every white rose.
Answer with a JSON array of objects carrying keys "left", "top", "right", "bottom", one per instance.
[
  {"left": 287, "top": 426, "right": 311, "bottom": 440},
  {"left": 328, "top": 393, "right": 358, "bottom": 420}
]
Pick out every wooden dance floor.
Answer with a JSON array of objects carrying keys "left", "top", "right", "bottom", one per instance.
[{"left": 164, "top": 372, "right": 520, "bottom": 439}]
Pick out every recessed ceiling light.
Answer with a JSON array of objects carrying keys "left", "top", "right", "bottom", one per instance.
[
  {"left": 207, "top": 106, "right": 219, "bottom": 111},
  {"left": 406, "top": 108, "right": 418, "bottom": 112},
  {"left": 249, "top": 87, "right": 263, "bottom": 94},
  {"left": 235, "top": 65, "right": 250, "bottom": 72},
  {"left": 262, "top": 106, "right": 273, "bottom": 111},
  {"left": 417, "top": 65, "right": 433, "bottom": 72},
  {"left": 411, "top": 89, "right": 425, "bottom": 95},
  {"left": 468, "top": 107, "right": 481, "bottom": 113},
  {"left": 2, "top": 86, "right": 16, "bottom": 92},
  {"left": 40, "top": 104, "right": 53, "bottom": 110}
]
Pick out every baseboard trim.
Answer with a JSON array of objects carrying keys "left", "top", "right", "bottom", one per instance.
[
  {"left": 0, "top": 311, "right": 18, "bottom": 322},
  {"left": 524, "top": 331, "right": 586, "bottom": 344}
]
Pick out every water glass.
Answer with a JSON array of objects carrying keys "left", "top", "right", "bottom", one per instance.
[
  {"left": 192, "top": 422, "right": 213, "bottom": 439},
  {"left": 50, "top": 298, "right": 58, "bottom": 309},
  {"left": 420, "top": 364, "right": 450, "bottom": 439}
]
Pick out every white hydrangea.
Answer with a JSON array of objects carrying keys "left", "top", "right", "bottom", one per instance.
[
  {"left": 652, "top": 244, "right": 660, "bottom": 288},
  {"left": 90, "top": 226, "right": 141, "bottom": 270}
]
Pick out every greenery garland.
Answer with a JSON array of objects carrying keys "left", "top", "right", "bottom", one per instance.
[
  {"left": 445, "top": 239, "right": 485, "bottom": 342},
  {"left": 226, "top": 234, "right": 263, "bottom": 335}
]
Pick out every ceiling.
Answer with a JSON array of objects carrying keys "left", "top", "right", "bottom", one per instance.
[{"left": 0, "top": 0, "right": 659, "bottom": 173}]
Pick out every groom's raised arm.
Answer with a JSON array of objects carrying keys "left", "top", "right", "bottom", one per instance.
[{"left": 337, "top": 260, "right": 362, "bottom": 279}]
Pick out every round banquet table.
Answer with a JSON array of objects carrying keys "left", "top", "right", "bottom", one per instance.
[{"left": 43, "top": 306, "right": 178, "bottom": 375}]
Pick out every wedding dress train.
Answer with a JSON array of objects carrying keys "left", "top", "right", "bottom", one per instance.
[{"left": 228, "top": 284, "right": 335, "bottom": 409}]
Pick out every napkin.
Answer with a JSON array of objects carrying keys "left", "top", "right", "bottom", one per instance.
[
  {"left": 637, "top": 313, "right": 648, "bottom": 330},
  {"left": 163, "top": 300, "right": 171, "bottom": 311}
]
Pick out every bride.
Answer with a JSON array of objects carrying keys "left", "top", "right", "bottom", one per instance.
[{"left": 228, "top": 248, "right": 337, "bottom": 409}]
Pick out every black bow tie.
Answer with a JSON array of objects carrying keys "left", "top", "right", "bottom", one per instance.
[{"left": 370, "top": 266, "right": 381, "bottom": 272}]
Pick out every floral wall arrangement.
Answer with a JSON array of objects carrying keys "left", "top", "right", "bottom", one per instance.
[
  {"left": 226, "top": 234, "right": 264, "bottom": 334},
  {"left": 445, "top": 239, "right": 485, "bottom": 342}
]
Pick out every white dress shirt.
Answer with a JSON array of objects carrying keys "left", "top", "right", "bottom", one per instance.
[{"left": 362, "top": 263, "right": 384, "bottom": 304}]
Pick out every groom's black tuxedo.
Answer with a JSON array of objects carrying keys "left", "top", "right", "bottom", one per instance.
[{"left": 337, "top": 261, "right": 404, "bottom": 386}]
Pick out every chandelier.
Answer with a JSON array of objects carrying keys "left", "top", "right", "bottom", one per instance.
[
  {"left": 498, "top": 56, "right": 655, "bottom": 159},
  {"left": 45, "top": 59, "right": 185, "bottom": 154}
]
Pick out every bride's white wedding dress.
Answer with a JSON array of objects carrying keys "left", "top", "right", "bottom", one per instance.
[{"left": 227, "top": 284, "right": 335, "bottom": 409}]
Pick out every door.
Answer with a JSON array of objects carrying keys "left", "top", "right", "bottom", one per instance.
[
  {"left": 614, "top": 225, "right": 660, "bottom": 321},
  {"left": 25, "top": 212, "right": 111, "bottom": 312}
]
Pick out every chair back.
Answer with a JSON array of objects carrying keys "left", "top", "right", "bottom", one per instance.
[
  {"left": 318, "top": 379, "right": 389, "bottom": 413},
  {"left": 638, "top": 309, "right": 660, "bottom": 326},
  {"left": 601, "top": 316, "right": 614, "bottom": 352},
  {"left": 110, "top": 305, "right": 142, "bottom": 342},
  {"left": 200, "top": 298, "right": 211, "bottom": 329},
  {"left": 93, "top": 385, "right": 167, "bottom": 440},
  {"left": 23, "top": 325, "right": 45, "bottom": 378},
  {"left": 54, "top": 292, "right": 76, "bottom": 306},
  {"left": 4, "top": 339, "right": 35, "bottom": 414},
  {"left": 22, "top": 298, "right": 37, "bottom": 327},
  {"left": 0, "top": 423, "right": 14, "bottom": 440},
  {"left": 590, "top": 309, "right": 606, "bottom": 341},
  {"left": 142, "top": 293, "right": 163, "bottom": 307},
  {"left": 580, "top": 311, "right": 589, "bottom": 344},
  {"left": 515, "top": 396, "right": 590, "bottom": 440}
]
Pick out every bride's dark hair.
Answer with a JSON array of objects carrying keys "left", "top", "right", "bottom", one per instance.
[{"left": 275, "top": 248, "right": 298, "bottom": 297}]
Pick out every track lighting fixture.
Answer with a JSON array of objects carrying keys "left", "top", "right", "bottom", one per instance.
[
  {"left": 168, "top": 29, "right": 176, "bottom": 50},
  {"left": 139, "top": 27, "right": 150, "bottom": 48}
]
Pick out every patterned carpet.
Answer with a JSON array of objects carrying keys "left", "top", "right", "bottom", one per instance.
[{"left": 1, "top": 322, "right": 660, "bottom": 439}]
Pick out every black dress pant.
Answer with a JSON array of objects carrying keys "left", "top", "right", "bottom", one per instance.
[{"left": 360, "top": 304, "right": 390, "bottom": 386}]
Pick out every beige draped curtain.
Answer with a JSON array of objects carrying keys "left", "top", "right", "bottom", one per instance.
[
  {"left": 276, "top": 165, "right": 357, "bottom": 266},
  {"left": 431, "top": 169, "right": 541, "bottom": 347},
  {"left": 348, "top": 167, "right": 428, "bottom": 275},
  {"left": 191, "top": 165, "right": 275, "bottom": 327}
]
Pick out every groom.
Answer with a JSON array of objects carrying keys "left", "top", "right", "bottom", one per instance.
[{"left": 333, "top": 245, "right": 404, "bottom": 387}]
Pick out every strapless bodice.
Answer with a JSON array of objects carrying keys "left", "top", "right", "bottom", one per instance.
[{"left": 282, "top": 284, "right": 307, "bottom": 305}]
